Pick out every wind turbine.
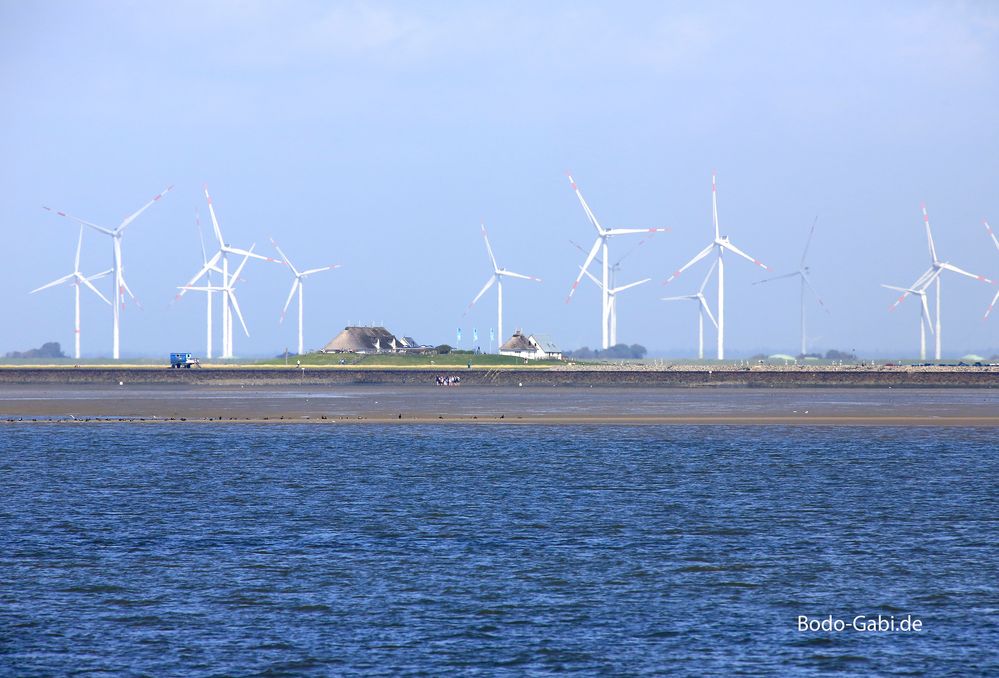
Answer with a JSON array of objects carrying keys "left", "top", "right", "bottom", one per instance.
[
  {"left": 565, "top": 173, "right": 669, "bottom": 349},
  {"left": 43, "top": 185, "right": 173, "bottom": 359},
  {"left": 30, "top": 225, "right": 112, "bottom": 360},
  {"left": 172, "top": 209, "right": 220, "bottom": 358},
  {"left": 464, "top": 223, "right": 541, "bottom": 349},
  {"left": 664, "top": 173, "right": 769, "bottom": 359},
  {"left": 579, "top": 267, "right": 650, "bottom": 347},
  {"left": 886, "top": 203, "right": 992, "bottom": 360},
  {"left": 270, "top": 238, "right": 340, "bottom": 356},
  {"left": 982, "top": 220, "right": 999, "bottom": 319},
  {"left": 753, "top": 217, "right": 829, "bottom": 355},
  {"left": 661, "top": 259, "right": 719, "bottom": 360},
  {"left": 175, "top": 186, "right": 279, "bottom": 358},
  {"left": 882, "top": 283, "right": 934, "bottom": 360},
  {"left": 179, "top": 248, "right": 255, "bottom": 357}
]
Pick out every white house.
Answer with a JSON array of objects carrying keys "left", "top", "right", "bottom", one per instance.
[{"left": 499, "top": 331, "right": 563, "bottom": 361}]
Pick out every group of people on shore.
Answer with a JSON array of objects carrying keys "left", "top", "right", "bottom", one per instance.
[{"left": 435, "top": 375, "right": 461, "bottom": 386}]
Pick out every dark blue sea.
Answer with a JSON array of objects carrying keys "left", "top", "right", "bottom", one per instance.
[{"left": 1, "top": 425, "right": 996, "bottom": 676}]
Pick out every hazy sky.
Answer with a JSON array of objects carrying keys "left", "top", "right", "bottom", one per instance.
[{"left": 2, "top": 1, "right": 998, "bottom": 358}]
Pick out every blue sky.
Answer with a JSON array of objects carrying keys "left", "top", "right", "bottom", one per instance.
[{"left": 2, "top": 1, "right": 998, "bottom": 358}]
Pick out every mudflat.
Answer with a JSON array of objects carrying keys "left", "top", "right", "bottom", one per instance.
[{"left": 1, "top": 384, "right": 997, "bottom": 425}]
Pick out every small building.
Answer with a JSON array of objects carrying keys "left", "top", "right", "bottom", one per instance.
[
  {"left": 321, "top": 327, "right": 433, "bottom": 354},
  {"left": 499, "top": 331, "right": 563, "bottom": 361}
]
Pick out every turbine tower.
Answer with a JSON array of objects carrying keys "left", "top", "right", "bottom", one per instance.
[
  {"left": 30, "top": 225, "right": 112, "bottom": 360},
  {"left": 579, "top": 267, "right": 650, "bottom": 347},
  {"left": 664, "top": 173, "right": 769, "bottom": 360},
  {"left": 464, "top": 223, "right": 540, "bottom": 349},
  {"left": 271, "top": 238, "right": 340, "bottom": 356},
  {"left": 43, "top": 185, "right": 173, "bottom": 359},
  {"left": 661, "top": 259, "right": 719, "bottom": 360},
  {"left": 565, "top": 173, "right": 669, "bottom": 349},
  {"left": 882, "top": 283, "right": 934, "bottom": 360},
  {"left": 176, "top": 186, "right": 279, "bottom": 358},
  {"left": 753, "top": 217, "right": 829, "bottom": 356},
  {"left": 887, "top": 203, "right": 992, "bottom": 360}
]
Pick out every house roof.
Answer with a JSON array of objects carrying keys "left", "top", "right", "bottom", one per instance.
[
  {"left": 499, "top": 331, "right": 534, "bottom": 352},
  {"left": 323, "top": 326, "right": 399, "bottom": 352}
]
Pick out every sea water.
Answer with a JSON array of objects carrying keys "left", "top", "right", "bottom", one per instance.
[{"left": 1, "top": 425, "right": 996, "bottom": 675}]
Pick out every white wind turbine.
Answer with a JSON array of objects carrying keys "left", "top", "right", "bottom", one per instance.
[
  {"left": 43, "top": 185, "right": 173, "bottom": 359},
  {"left": 881, "top": 283, "right": 934, "bottom": 360},
  {"left": 886, "top": 203, "right": 992, "bottom": 360},
  {"left": 982, "top": 219, "right": 999, "bottom": 320},
  {"left": 172, "top": 209, "right": 220, "bottom": 358},
  {"left": 175, "top": 186, "right": 280, "bottom": 359},
  {"left": 661, "top": 259, "right": 719, "bottom": 360},
  {"left": 179, "top": 248, "right": 256, "bottom": 357},
  {"left": 753, "top": 217, "right": 829, "bottom": 356},
  {"left": 270, "top": 238, "right": 340, "bottom": 356},
  {"left": 464, "top": 223, "right": 541, "bottom": 349},
  {"left": 565, "top": 174, "right": 669, "bottom": 349},
  {"left": 30, "top": 225, "right": 112, "bottom": 360},
  {"left": 579, "top": 267, "right": 650, "bottom": 347},
  {"left": 664, "top": 173, "right": 769, "bottom": 359}
]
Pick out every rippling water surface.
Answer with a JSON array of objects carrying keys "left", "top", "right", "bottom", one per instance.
[{"left": 2, "top": 425, "right": 996, "bottom": 675}]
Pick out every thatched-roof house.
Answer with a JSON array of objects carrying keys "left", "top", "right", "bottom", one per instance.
[
  {"left": 323, "top": 326, "right": 400, "bottom": 353},
  {"left": 499, "top": 331, "right": 562, "bottom": 361}
]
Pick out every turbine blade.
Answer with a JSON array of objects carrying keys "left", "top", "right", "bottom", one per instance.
[
  {"left": 464, "top": 275, "right": 496, "bottom": 314},
  {"left": 801, "top": 271, "right": 829, "bottom": 313},
  {"left": 30, "top": 273, "right": 75, "bottom": 294},
  {"left": 921, "top": 202, "right": 937, "bottom": 263},
  {"left": 280, "top": 279, "right": 299, "bottom": 322},
  {"left": 664, "top": 242, "right": 715, "bottom": 285},
  {"left": 661, "top": 295, "right": 699, "bottom": 302},
  {"left": 117, "top": 185, "right": 173, "bottom": 233},
  {"left": 613, "top": 278, "right": 651, "bottom": 293},
  {"left": 720, "top": 240, "right": 768, "bottom": 270},
  {"left": 615, "top": 233, "right": 655, "bottom": 267},
  {"left": 580, "top": 266, "right": 602, "bottom": 289},
  {"left": 566, "top": 173, "right": 605, "bottom": 235},
  {"left": 570, "top": 239, "right": 603, "bottom": 265},
  {"left": 74, "top": 225, "right": 83, "bottom": 272},
  {"left": 698, "top": 258, "right": 718, "bottom": 294},
  {"left": 566, "top": 237, "right": 603, "bottom": 302},
  {"left": 229, "top": 290, "right": 250, "bottom": 337},
  {"left": 195, "top": 208, "right": 209, "bottom": 265},
  {"left": 753, "top": 271, "right": 799, "bottom": 285},
  {"left": 800, "top": 216, "right": 818, "bottom": 268},
  {"left": 204, "top": 185, "right": 225, "bottom": 247},
  {"left": 301, "top": 265, "right": 338, "bottom": 277},
  {"left": 498, "top": 270, "right": 540, "bottom": 282},
  {"left": 984, "top": 288, "right": 999, "bottom": 319},
  {"left": 175, "top": 252, "right": 222, "bottom": 302},
  {"left": 79, "top": 274, "right": 111, "bottom": 305},
  {"left": 939, "top": 262, "right": 992, "bottom": 284},
  {"left": 42, "top": 207, "right": 113, "bottom": 235},
  {"left": 604, "top": 227, "right": 669, "bottom": 236},
  {"left": 985, "top": 219, "right": 999, "bottom": 252},
  {"left": 920, "top": 293, "right": 934, "bottom": 334},
  {"left": 701, "top": 295, "right": 719, "bottom": 328},
  {"left": 230, "top": 246, "right": 255, "bottom": 283},
  {"left": 481, "top": 224, "right": 498, "bottom": 271},
  {"left": 269, "top": 238, "right": 299, "bottom": 276}
]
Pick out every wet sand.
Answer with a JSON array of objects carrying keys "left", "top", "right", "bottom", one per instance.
[{"left": 1, "top": 384, "right": 997, "bottom": 425}]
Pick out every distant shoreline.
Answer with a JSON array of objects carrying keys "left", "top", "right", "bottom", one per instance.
[{"left": 0, "top": 365, "right": 997, "bottom": 388}]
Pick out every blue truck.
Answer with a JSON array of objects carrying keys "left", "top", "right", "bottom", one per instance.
[{"left": 169, "top": 352, "right": 201, "bottom": 368}]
